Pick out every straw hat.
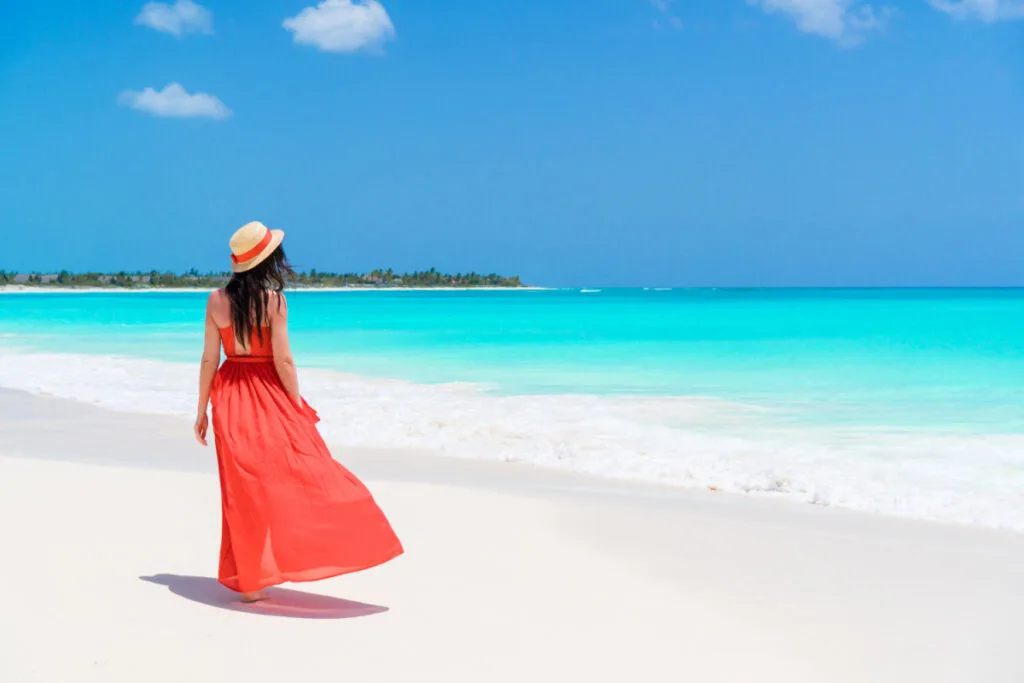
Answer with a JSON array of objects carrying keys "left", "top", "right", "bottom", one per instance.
[{"left": 229, "top": 221, "right": 285, "bottom": 273}]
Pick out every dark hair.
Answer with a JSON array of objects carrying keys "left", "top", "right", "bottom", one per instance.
[{"left": 225, "top": 246, "right": 296, "bottom": 346}]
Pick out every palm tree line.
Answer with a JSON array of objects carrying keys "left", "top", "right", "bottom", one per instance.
[{"left": 0, "top": 268, "right": 523, "bottom": 289}]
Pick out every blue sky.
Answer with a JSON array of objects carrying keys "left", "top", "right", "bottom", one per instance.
[{"left": 1, "top": 0, "right": 1022, "bottom": 286}]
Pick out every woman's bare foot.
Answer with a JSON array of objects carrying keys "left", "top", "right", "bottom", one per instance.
[{"left": 240, "top": 590, "right": 269, "bottom": 603}]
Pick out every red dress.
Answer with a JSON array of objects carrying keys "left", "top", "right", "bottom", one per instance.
[{"left": 210, "top": 325, "right": 403, "bottom": 593}]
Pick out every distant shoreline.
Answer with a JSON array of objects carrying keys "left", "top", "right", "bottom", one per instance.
[
  {"left": 0, "top": 268, "right": 524, "bottom": 290},
  {"left": 0, "top": 285, "right": 547, "bottom": 294}
]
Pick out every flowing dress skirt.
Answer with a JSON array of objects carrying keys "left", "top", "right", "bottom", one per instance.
[{"left": 211, "top": 358, "right": 403, "bottom": 593}]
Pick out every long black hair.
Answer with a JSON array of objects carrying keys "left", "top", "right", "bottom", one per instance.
[{"left": 225, "top": 246, "right": 296, "bottom": 346}]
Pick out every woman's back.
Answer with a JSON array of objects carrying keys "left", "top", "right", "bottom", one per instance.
[
  {"left": 218, "top": 324, "right": 273, "bottom": 359},
  {"left": 209, "top": 288, "right": 277, "bottom": 358}
]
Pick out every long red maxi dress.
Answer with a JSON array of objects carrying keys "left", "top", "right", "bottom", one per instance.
[{"left": 210, "top": 325, "right": 403, "bottom": 593}]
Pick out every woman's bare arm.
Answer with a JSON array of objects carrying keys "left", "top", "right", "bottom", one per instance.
[
  {"left": 270, "top": 293, "right": 302, "bottom": 405},
  {"left": 195, "top": 293, "right": 222, "bottom": 445}
]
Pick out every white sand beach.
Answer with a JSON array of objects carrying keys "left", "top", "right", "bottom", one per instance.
[{"left": 2, "top": 389, "right": 1023, "bottom": 683}]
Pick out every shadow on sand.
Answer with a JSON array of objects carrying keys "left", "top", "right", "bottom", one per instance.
[{"left": 140, "top": 574, "right": 389, "bottom": 620}]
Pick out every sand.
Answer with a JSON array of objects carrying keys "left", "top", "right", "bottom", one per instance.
[{"left": 1, "top": 389, "right": 1023, "bottom": 683}]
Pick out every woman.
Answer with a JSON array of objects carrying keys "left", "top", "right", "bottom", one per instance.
[{"left": 194, "top": 221, "right": 403, "bottom": 603}]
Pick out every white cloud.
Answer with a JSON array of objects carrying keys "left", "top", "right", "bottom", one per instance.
[
  {"left": 283, "top": 0, "right": 396, "bottom": 53},
  {"left": 750, "top": 0, "right": 892, "bottom": 44},
  {"left": 928, "top": 0, "right": 1024, "bottom": 21},
  {"left": 134, "top": 0, "right": 213, "bottom": 36},
  {"left": 118, "top": 83, "right": 231, "bottom": 120}
]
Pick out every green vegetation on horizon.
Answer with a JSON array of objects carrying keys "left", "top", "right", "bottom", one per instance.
[{"left": 0, "top": 268, "right": 523, "bottom": 289}]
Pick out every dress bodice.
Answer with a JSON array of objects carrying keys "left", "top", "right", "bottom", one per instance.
[{"left": 219, "top": 325, "right": 273, "bottom": 359}]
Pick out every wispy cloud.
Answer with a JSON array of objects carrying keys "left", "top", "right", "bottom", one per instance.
[
  {"left": 118, "top": 83, "right": 231, "bottom": 120},
  {"left": 283, "top": 0, "right": 396, "bottom": 54},
  {"left": 750, "top": 0, "right": 893, "bottom": 45},
  {"left": 928, "top": 0, "right": 1024, "bottom": 21},
  {"left": 134, "top": 0, "right": 213, "bottom": 37},
  {"left": 650, "top": 0, "right": 683, "bottom": 29}
]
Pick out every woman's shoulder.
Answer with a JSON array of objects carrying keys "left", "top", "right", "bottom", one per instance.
[
  {"left": 206, "top": 288, "right": 230, "bottom": 320},
  {"left": 207, "top": 288, "right": 229, "bottom": 306},
  {"left": 267, "top": 289, "right": 288, "bottom": 317}
]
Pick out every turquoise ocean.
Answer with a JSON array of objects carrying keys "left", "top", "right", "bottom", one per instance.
[{"left": 2, "top": 288, "right": 1023, "bottom": 529}]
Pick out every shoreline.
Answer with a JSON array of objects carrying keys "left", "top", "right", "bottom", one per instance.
[
  {"left": 6, "top": 285, "right": 1024, "bottom": 294},
  {"left": 0, "top": 285, "right": 548, "bottom": 294},
  {"left": 1, "top": 344, "right": 1022, "bottom": 534},
  {"left": 0, "top": 344, "right": 1021, "bottom": 534},
  {"left": 1, "top": 389, "right": 1023, "bottom": 682},
  {"left": 0, "top": 387, "right": 1015, "bottom": 537}
]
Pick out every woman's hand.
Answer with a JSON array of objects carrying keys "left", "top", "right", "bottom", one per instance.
[{"left": 194, "top": 412, "right": 209, "bottom": 446}]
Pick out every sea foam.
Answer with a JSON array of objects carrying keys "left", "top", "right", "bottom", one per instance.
[{"left": 2, "top": 349, "right": 1023, "bottom": 532}]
